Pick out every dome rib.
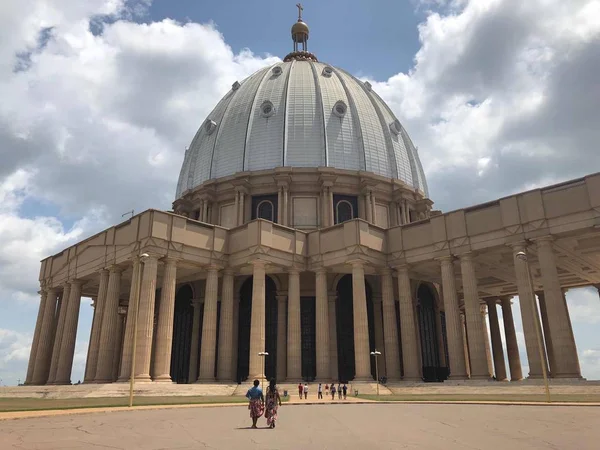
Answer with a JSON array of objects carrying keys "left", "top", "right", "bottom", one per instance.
[
  {"left": 309, "top": 61, "right": 329, "bottom": 166},
  {"left": 282, "top": 60, "right": 295, "bottom": 166}
]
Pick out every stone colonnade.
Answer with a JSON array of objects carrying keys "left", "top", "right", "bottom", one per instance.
[{"left": 25, "top": 238, "right": 583, "bottom": 385}]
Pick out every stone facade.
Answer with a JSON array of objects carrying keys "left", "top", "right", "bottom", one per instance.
[{"left": 25, "top": 169, "right": 600, "bottom": 385}]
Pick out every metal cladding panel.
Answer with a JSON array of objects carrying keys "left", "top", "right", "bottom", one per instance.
[
  {"left": 314, "top": 62, "right": 362, "bottom": 171},
  {"left": 401, "top": 130, "right": 429, "bottom": 196},
  {"left": 211, "top": 67, "right": 270, "bottom": 179},
  {"left": 175, "top": 147, "right": 192, "bottom": 198},
  {"left": 336, "top": 69, "right": 392, "bottom": 178},
  {"left": 188, "top": 90, "right": 235, "bottom": 188},
  {"left": 285, "top": 61, "right": 326, "bottom": 167},
  {"left": 368, "top": 91, "right": 414, "bottom": 187},
  {"left": 245, "top": 62, "right": 291, "bottom": 171}
]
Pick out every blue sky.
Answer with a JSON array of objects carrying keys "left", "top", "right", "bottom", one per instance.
[{"left": 0, "top": 0, "right": 599, "bottom": 387}]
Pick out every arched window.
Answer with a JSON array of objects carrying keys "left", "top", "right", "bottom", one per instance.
[
  {"left": 336, "top": 200, "right": 353, "bottom": 224},
  {"left": 256, "top": 200, "right": 274, "bottom": 221}
]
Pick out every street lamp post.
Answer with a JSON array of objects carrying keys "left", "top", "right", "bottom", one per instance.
[
  {"left": 515, "top": 250, "right": 551, "bottom": 403},
  {"left": 258, "top": 352, "right": 269, "bottom": 394},
  {"left": 129, "top": 253, "right": 149, "bottom": 408},
  {"left": 370, "top": 350, "right": 382, "bottom": 396}
]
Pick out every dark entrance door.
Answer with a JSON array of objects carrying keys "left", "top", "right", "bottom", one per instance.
[
  {"left": 335, "top": 274, "right": 375, "bottom": 382},
  {"left": 236, "top": 276, "right": 278, "bottom": 382},
  {"left": 300, "top": 296, "right": 316, "bottom": 381},
  {"left": 417, "top": 284, "right": 447, "bottom": 382},
  {"left": 170, "top": 285, "right": 193, "bottom": 383}
]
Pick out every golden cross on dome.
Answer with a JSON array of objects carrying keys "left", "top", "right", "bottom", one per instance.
[{"left": 296, "top": 3, "right": 303, "bottom": 21}]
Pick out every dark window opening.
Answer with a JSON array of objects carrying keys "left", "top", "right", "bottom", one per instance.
[
  {"left": 333, "top": 194, "right": 358, "bottom": 225},
  {"left": 251, "top": 194, "right": 279, "bottom": 223}
]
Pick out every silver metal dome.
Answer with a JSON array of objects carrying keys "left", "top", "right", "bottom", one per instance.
[{"left": 176, "top": 61, "right": 428, "bottom": 199}]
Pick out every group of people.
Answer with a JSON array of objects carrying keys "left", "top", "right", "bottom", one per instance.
[
  {"left": 246, "top": 379, "right": 282, "bottom": 429},
  {"left": 298, "top": 382, "right": 348, "bottom": 400},
  {"left": 246, "top": 379, "right": 351, "bottom": 429}
]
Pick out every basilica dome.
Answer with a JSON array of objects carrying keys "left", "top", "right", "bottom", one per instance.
[{"left": 175, "top": 39, "right": 428, "bottom": 201}]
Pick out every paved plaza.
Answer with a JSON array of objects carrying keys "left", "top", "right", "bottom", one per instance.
[{"left": 1, "top": 403, "right": 599, "bottom": 449}]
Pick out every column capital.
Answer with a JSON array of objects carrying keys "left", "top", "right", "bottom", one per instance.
[
  {"left": 288, "top": 267, "right": 301, "bottom": 275},
  {"left": 394, "top": 264, "right": 409, "bottom": 274},
  {"left": 276, "top": 294, "right": 287, "bottom": 304},
  {"left": 98, "top": 268, "right": 110, "bottom": 275},
  {"left": 107, "top": 264, "right": 125, "bottom": 273},
  {"left": 140, "top": 253, "right": 161, "bottom": 263},
  {"left": 162, "top": 256, "right": 180, "bottom": 265},
  {"left": 485, "top": 297, "right": 499, "bottom": 306},
  {"left": 379, "top": 267, "right": 393, "bottom": 276},
  {"left": 532, "top": 235, "right": 554, "bottom": 247},
  {"left": 457, "top": 252, "right": 474, "bottom": 261},
  {"left": 191, "top": 297, "right": 204, "bottom": 307},
  {"left": 479, "top": 303, "right": 488, "bottom": 315},
  {"left": 435, "top": 255, "right": 455, "bottom": 263},
  {"left": 206, "top": 265, "right": 221, "bottom": 274},
  {"left": 327, "top": 291, "right": 338, "bottom": 303},
  {"left": 507, "top": 240, "right": 529, "bottom": 251},
  {"left": 69, "top": 279, "right": 86, "bottom": 288},
  {"left": 348, "top": 259, "right": 365, "bottom": 269},
  {"left": 313, "top": 266, "right": 327, "bottom": 274},
  {"left": 249, "top": 259, "right": 266, "bottom": 269},
  {"left": 223, "top": 267, "right": 235, "bottom": 276}
]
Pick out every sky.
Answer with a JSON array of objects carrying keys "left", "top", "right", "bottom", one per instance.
[{"left": 0, "top": 0, "right": 599, "bottom": 386}]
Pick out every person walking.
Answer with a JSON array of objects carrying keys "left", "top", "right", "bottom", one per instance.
[
  {"left": 264, "top": 379, "right": 282, "bottom": 429},
  {"left": 245, "top": 379, "right": 264, "bottom": 429},
  {"left": 338, "top": 383, "right": 342, "bottom": 399},
  {"left": 331, "top": 384, "right": 336, "bottom": 400},
  {"left": 298, "top": 382, "right": 303, "bottom": 399},
  {"left": 342, "top": 384, "right": 348, "bottom": 399},
  {"left": 325, "top": 383, "right": 329, "bottom": 397},
  {"left": 318, "top": 383, "right": 323, "bottom": 399},
  {"left": 303, "top": 383, "right": 308, "bottom": 399}
]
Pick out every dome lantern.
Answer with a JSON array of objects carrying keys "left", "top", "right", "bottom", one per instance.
[{"left": 284, "top": 4, "right": 318, "bottom": 62}]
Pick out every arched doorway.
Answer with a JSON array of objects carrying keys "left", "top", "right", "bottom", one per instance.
[
  {"left": 170, "top": 285, "right": 193, "bottom": 383},
  {"left": 236, "top": 276, "right": 278, "bottom": 382},
  {"left": 417, "top": 284, "right": 447, "bottom": 382},
  {"left": 335, "top": 275, "right": 375, "bottom": 382}
]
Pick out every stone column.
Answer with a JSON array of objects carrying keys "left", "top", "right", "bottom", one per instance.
[
  {"left": 536, "top": 237, "right": 581, "bottom": 378},
  {"left": 365, "top": 191, "right": 373, "bottom": 223},
  {"left": 47, "top": 284, "right": 70, "bottom": 384},
  {"left": 434, "top": 304, "right": 447, "bottom": 368},
  {"left": 31, "top": 289, "right": 59, "bottom": 385},
  {"left": 152, "top": 258, "right": 178, "bottom": 382},
  {"left": 315, "top": 268, "right": 330, "bottom": 380},
  {"left": 536, "top": 292, "right": 556, "bottom": 376},
  {"left": 239, "top": 192, "right": 246, "bottom": 225},
  {"left": 248, "top": 261, "right": 266, "bottom": 380},
  {"left": 198, "top": 267, "right": 220, "bottom": 381},
  {"left": 461, "top": 313, "right": 471, "bottom": 377},
  {"left": 283, "top": 186, "right": 289, "bottom": 226},
  {"left": 277, "top": 187, "right": 283, "bottom": 223},
  {"left": 459, "top": 254, "right": 489, "bottom": 379},
  {"left": 232, "top": 292, "right": 240, "bottom": 380},
  {"left": 372, "top": 294, "right": 387, "bottom": 377},
  {"left": 511, "top": 242, "right": 547, "bottom": 378},
  {"left": 351, "top": 261, "right": 372, "bottom": 380},
  {"left": 55, "top": 281, "right": 84, "bottom": 384},
  {"left": 95, "top": 266, "right": 124, "bottom": 382},
  {"left": 84, "top": 270, "right": 109, "bottom": 382},
  {"left": 328, "top": 292, "right": 339, "bottom": 381},
  {"left": 276, "top": 294, "right": 287, "bottom": 382},
  {"left": 188, "top": 298, "right": 203, "bottom": 383},
  {"left": 112, "top": 306, "right": 126, "bottom": 381},
  {"left": 480, "top": 304, "right": 494, "bottom": 377},
  {"left": 118, "top": 257, "right": 140, "bottom": 382},
  {"left": 134, "top": 255, "right": 159, "bottom": 381},
  {"left": 217, "top": 270, "right": 235, "bottom": 381},
  {"left": 370, "top": 191, "right": 377, "bottom": 225},
  {"left": 380, "top": 269, "right": 400, "bottom": 380},
  {"left": 500, "top": 297, "right": 523, "bottom": 381},
  {"left": 328, "top": 188, "right": 334, "bottom": 226},
  {"left": 438, "top": 257, "right": 467, "bottom": 379},
  {"left": 486, "top": 299, "right": 507, "bottom": 381},
  {"left": 287, "top": 269, "right": 302, "bottom": 380},
  {"left": 25, "top": 290, "right": 48, "bottom": 385},
  {"left": 396, "top": 265, "right": 420, "bottom": 381}
]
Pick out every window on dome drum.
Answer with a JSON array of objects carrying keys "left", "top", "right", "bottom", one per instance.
[
  {"left": 193, "top": 209, "right": 201, "bottom": 220},
  {"left": 251, "top": 194, "right": 279, "bottom": 223},
  {"left": 333, "top": 194, "right": 358, "bottom": 224}
]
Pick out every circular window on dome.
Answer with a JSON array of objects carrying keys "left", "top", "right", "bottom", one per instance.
[
  {"left": 204, "top": 119, "right": 217, "bottom": 135},
  {"left": 389, "top": 119, "right": 402, "bottom": 135},
  {"left": 260, "top": 100, "right": 275, "bottom": 118},
  {"left": 333, "top": 101, "right": 347, "bottom": 118},
  {"left": 272, "top": 66, "right": 283, "bottom": 76},
  {"left": 322, "top": 66, "right": 333, "bottom": 77}
]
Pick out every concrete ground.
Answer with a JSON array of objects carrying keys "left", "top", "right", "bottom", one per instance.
[{"left": 1, "top": 403, "right": 599, "bottom": 449}]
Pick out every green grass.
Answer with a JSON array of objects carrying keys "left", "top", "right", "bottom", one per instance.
[
  {"left": 0, "top": 396, "right": 248, "bottom": 413},
  {"left": 357, "top": 394, "right": 600, "bottom": 403}
]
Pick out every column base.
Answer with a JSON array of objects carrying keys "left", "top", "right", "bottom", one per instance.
[
  {"left": 352, "top": 376, "right": 375, "bottom": 382},
  {"left": 116, "top": 377, "right": 131, "bottom": 383},
  {"left": 50, "top": 381, "right": 72, "bottom": 385},
  {"left": 152, "top": 375, "right": 173, "bottom": 383},
  {"left": 134, "top": 375, "right": 152, "bottom": 382},
  {"left": 448, "top": 374, "right": 469, "bottom": 380}
]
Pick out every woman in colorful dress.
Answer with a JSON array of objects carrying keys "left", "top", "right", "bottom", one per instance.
[
  {"left": 246, "top": 379, "right": 264, "bottom": 429},
  {"left": 264, "top": 379, "right": 282, "bottom": 429}
]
